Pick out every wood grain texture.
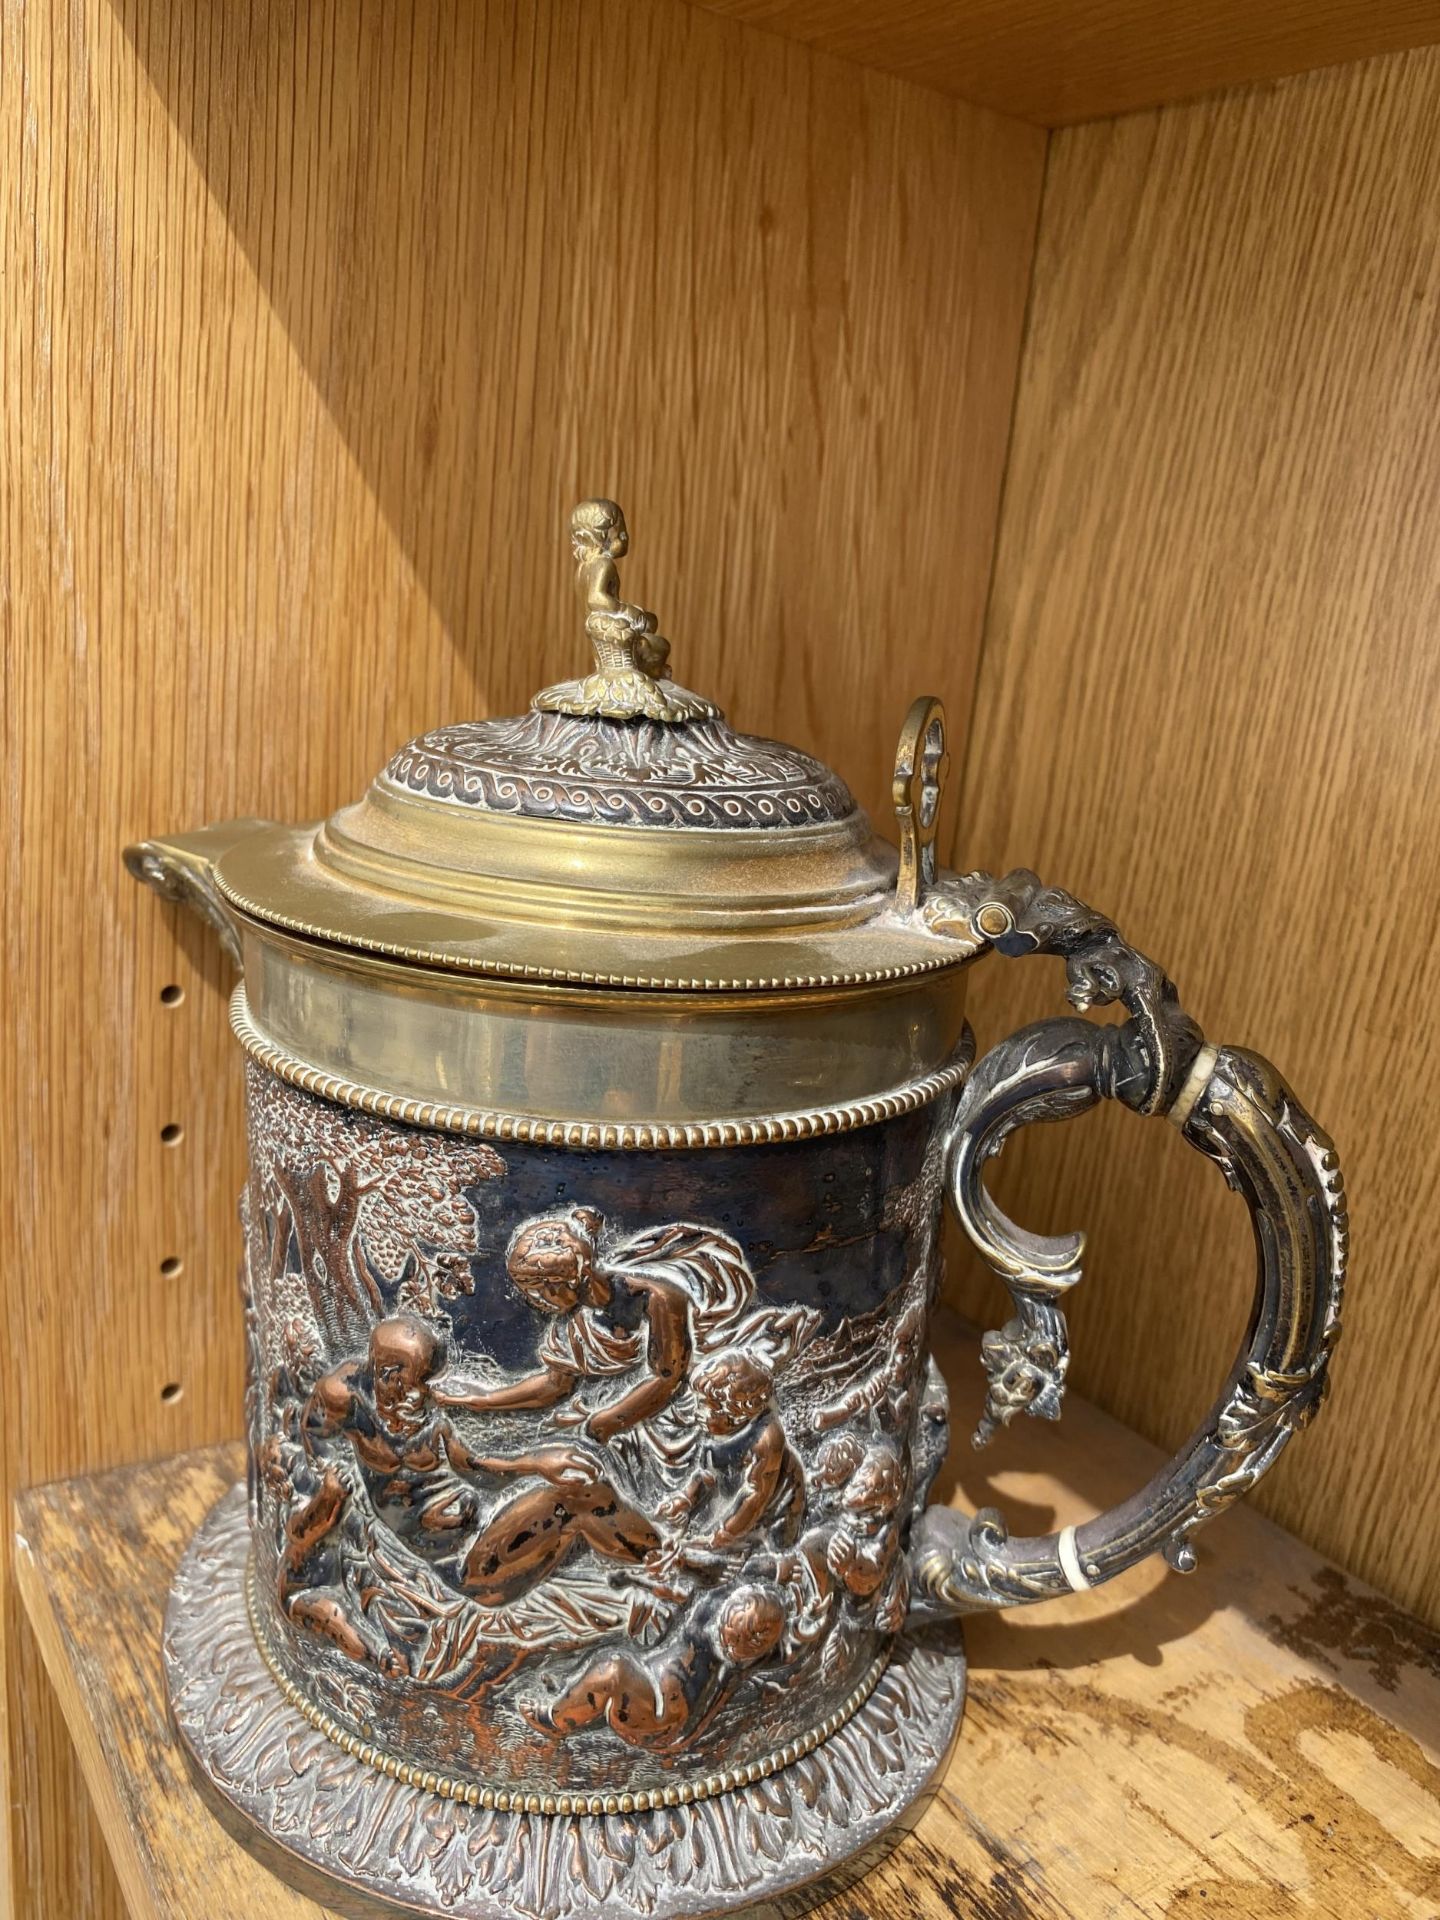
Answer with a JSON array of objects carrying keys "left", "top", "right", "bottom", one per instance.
[
  {"left": 683, "top": 0, "right": 1440, "bottom": 125},
  {"left": 16, "top": 1322, "right": 1440, "bottom": 1919},
  {"left": 0, "top": 1, "right": 1043, "bottom": 1912},
  {"left": 14, "top": 1453, "right": 339, "bottom": 1920},
  {"left": 954, "top": 44, "right": 1440, "bottom": 1636}
]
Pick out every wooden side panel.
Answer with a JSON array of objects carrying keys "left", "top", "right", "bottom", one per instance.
[
  {"left": 956, "top": 46, "right": 1440, "bottom": 1627},
  {"left": 684, "top": 0, "right": 1440, "bottom": 125},
  {"left": 0, "top": 0, "right": 1044, "bottom": 1910}
]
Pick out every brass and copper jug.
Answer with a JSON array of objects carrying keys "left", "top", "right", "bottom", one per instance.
[{"left": 127, "top": 500, "right": 1347, "bottom": 1919}]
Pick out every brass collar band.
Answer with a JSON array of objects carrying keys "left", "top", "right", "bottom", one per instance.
[
  {"left": 234, "top": 909, "right": 973, "bottom": 1143},
  {"left": 246, "top": 1561, "right": 889, "bottom": 1817},
  {"left": 231, "top": 984, "right": 975, "bottom": 1149}
]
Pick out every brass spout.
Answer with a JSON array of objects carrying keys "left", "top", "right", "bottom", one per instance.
[{"left": 123, "top": 820, "right": 272, "bottom": 970}]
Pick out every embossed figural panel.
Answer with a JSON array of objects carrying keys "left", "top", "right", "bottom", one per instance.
[{"left": 239, "top": 1064, "right": 955, "bottom": 1804}]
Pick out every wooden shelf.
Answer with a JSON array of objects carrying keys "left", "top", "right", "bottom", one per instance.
[
  {"left": 15, "top": 1324, "right": 1440, "bottom": 1919},
  {"left": 684, "top": 1, "right": 1440, "bottom": 124}
]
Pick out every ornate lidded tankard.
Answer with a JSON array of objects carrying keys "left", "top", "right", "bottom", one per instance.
[{"left": 127, "top": 501, "right": 1347, "bottom": 1919}]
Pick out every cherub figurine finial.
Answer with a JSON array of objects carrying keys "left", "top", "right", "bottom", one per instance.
[{"left": 532, "top": 500, "right": 720, "bottom": 725}]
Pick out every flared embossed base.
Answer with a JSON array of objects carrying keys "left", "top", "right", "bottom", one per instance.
[{"left": 164, "top": 1488, "right": 967, "bottom": 1920}]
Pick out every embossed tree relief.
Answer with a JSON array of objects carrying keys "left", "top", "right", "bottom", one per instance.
[{"left": 246, "top": 1065, "right": 505, "bottom": 1350}]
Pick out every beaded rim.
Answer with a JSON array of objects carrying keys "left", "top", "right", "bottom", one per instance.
[
  {"left": 214, "top": 875, "right": 971, "bottom": 993},
  {"left": 231, "top": 986, "right": 974, "bottom": 1149},
  {"left": 246, "top": 1563, "right": 889, "bottom": 1817}
]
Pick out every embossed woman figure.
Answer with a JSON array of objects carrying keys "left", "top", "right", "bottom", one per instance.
[
  {"left": 439, "top": 1209, "right": 814, "bottom": 1477},
  {"left": 439, "top": 1209, "right": 692, "bottom": 1449}
]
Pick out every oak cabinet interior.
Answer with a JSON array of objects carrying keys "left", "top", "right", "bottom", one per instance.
[{"left": 5, "top": 2, "right": 1438, "bottom": 1913}]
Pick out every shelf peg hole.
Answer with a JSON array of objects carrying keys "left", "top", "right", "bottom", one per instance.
[
  {"left": 160, "top": 1255, "right": 183, "bottom": 1279},
  {"left": 160, "top": 1123, "right": 184, "bottom": 1146},
  {"left": 159, "top": 983, "right": 185, "bottom": 1007},
  {"left": 160, "top": 1382, "right": 184, "bottom": 1405}
]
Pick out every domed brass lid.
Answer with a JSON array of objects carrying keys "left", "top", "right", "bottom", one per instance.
[{"left": 206, "top": 501, "right": 979, "bottom": 992}]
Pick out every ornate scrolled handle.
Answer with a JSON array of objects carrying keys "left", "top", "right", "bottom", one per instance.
[{"left": 910, "top": 869, "right": 1348, "bottom": 1612}]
